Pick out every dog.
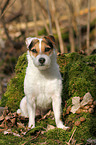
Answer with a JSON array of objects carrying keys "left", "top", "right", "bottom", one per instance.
[{"left": 17, "top": 35, "right": 68, "bottom": 130}]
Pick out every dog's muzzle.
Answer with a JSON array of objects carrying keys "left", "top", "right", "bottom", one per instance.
[{"left": 32, "top": 54, "right": 51, "bottom": 70}]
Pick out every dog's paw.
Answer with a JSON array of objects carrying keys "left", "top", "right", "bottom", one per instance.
[
  {"left": 28, "top": 123, "right": 35, "bottom": 129},
  {"left": 63, "top": 125, "right": 70, "bottom": 130},
  {"left": 57, "top": 121, "right": 69, "bottom": 130}
]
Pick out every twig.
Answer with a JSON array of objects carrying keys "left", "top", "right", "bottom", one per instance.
[
  {"left": 22, "top": 131, "right": 41, "bottom": 145},
  {"left": 37, "top": 110, "right": 52, "bottom": 122},
  {"left": 65, "top": 128, "right": 77, "bottom": 145}
]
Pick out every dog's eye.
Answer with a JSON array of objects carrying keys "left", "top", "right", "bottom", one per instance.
[
  {"left": 31, "top": 49, "right": 37, "bottom": 53},
  {"left": 45, "top": 47, "right": 51, "bottom": 52}
]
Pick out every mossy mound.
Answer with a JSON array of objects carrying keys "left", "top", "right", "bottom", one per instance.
[
  {"left": 1, "top": 52, "right": 96, "bottom": 111},
  {"left": 1, "top": 52, "right": 96, "bottom": 144}
]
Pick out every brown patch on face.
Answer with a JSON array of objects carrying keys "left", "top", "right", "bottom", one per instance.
[
  {"left": 40, "top": 39, "right": 54, "bottom": 56},
  {"left": 29, "top": 40, "right": 40, "bottom": 57},
  {"left": 29, "top": 36, "right": 55, "bottom": 57}
]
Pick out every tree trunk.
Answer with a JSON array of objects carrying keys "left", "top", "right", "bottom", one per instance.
[
  {"left": 1, "top": 0, "right": 14, "bottom": 46},
  {"left": 69, "top": 22, "right": 75, "bottom": 52},
  {"left": 76, "top": 0, "right": 82, "bottom": 51},
  {"left": 40, "top": 13, "right": 50, "bottom": 34},
  {"left": 37, "top": 0, "right": 50, "bottom": 34},
  {"left": 51, "top": 0, "right": 65, "bottom": 53},
  {"left": 86, "top": 0, "right": 91, "bottom": 55},
  {"left": 46, "top": 0, "right": 53, "bottom": 34},
  {"left": 32, "top": 0, "right": 38, "bottom": 36},
  {"left": 36, "top": 0, "right": 47, "bottom": 17},
  {"left": 65, "top": 0, "right": 75, "bottom": 53}
]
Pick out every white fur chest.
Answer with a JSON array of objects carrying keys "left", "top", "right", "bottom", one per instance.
[{"left": 24, "top": 54, "right": 62, "bottom": 110}]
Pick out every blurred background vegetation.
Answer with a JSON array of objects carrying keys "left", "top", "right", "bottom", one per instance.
[{"left": 0, "top": 0, "right": 96, "bottom": 98}]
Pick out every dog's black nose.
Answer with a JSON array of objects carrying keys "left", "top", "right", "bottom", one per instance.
[{"left": 39, "top": 58, "right": 45, "bottom": 64}]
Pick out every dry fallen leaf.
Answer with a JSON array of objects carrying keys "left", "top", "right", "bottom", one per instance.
[
  {"left": 46, "top": 124, "right": 55, "bottom": 131},
  {"left": 4, "top": 129, "right": 12, "bottom": 135},
  {"left": 72, "top": 97, "right": 80, "bottom": 105},
  {"left": 71, "top": 92, "right": 94, "bottom": 114},
  {"left": 4, "top": 129, "right": 21, "bottom": 137},
  {"left": 17, "top": 122, "right": 25, "bottom": 128},
  {"left": 42, "top": 110, "right": 51, "bottom": 119},
  {"left": 0, "top": 128, "right": 5, "bottom": 132},
  {"left": 66, "top": 106, "right": 71, "bottom": 114},
  {"left": 80, "top": 92, "right": 92, "bottom": 106},
  {"left": 0, "top": 121, "right": 5, "bottom": 128},
  {"left": 71, "top": 97, "right": 80, "bottom": 114},
  {"left": 10, "top": 118, "right": 16, "bottom": 125},
  {"left": 5, "top": 115, "right": 11, "bottom": 121},
  {"left": 0, "top": 115, "right": 4, "bottom": 121}
]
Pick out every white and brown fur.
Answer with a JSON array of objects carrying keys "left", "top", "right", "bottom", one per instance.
[{"left": 17, "top": 35, "right": 68, "bottom": 130}]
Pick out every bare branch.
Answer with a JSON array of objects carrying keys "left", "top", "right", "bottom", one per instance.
[
  {"left": 1, "top": 0, "right": 10, "bottom": 14},
  {"left": 0, "top": 0, "right": 16, "bottom": 19},
  {"left": 46, "top": 0, "right": 53, "bottom": 34},
  {"left": 51, "top": 0, "right": 67, "bottom": 53},
  {"left": 5, "top": 11, "right": 22, "bottom": 23}
]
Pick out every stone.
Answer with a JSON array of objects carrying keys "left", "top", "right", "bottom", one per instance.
[
  {"left": 80, "top": 117, "right": 86, "bottom": 122},
  {"left": 93, "top": 101, "right": 96, "bottom": 106},
  {"left": 89, "top": 108, "right": 94, "bottom": 114},
  {"left": 75, "top": 121, "right": 81, "bottom": 126}
]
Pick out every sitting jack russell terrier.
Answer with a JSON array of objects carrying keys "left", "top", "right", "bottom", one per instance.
[{"left": 17, "top": 35, "right": 68, "bottom": 130}]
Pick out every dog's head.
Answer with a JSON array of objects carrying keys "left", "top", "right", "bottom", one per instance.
[{"left": 26, "top": 35, "right": 56, "bottom": 70}]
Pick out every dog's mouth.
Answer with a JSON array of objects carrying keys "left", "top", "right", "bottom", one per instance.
[
  {"left": 37, "top": 64, "right": 50, "bottom": 70},
  {"left": 39, "top": 63, "right": 45, "bottom": 66}
]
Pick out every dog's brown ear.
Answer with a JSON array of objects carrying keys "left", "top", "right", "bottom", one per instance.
[
  {"left": 47, "top": 35, "right": 55, "bottom": 44},
  {"left": 44, "top": 35, "right": 56, "bottom": 45},
  {"left": 25, "top": 37, "right": 38, "bottom": 50},
  {"left": 25, "top": 37, "right": 33, "bottom": 49}
]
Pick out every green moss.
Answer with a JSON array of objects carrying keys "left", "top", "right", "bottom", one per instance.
[
  {"left": 0, "top": 134, "right": 22, "bottom": 145},
  {"left": 15, "top": 52, "right": 27, "bottom": 74},
  {"left": 45, "top": 128, "right": 71, "bottom": 143},
  {"left": 74, "top": 113, "right": 96, "bottom": 144}
]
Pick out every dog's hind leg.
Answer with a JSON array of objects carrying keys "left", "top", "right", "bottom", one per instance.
[{"left": 17, "top": 96, "right": 28, "bottom": 117}]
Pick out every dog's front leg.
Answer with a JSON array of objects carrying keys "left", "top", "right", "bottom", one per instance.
[
  {"left": 52, "top": 96, "right": 69, "bottom": 130},
  {"left": 27, "top": 100, "right": 35, "bottom": 128}
]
